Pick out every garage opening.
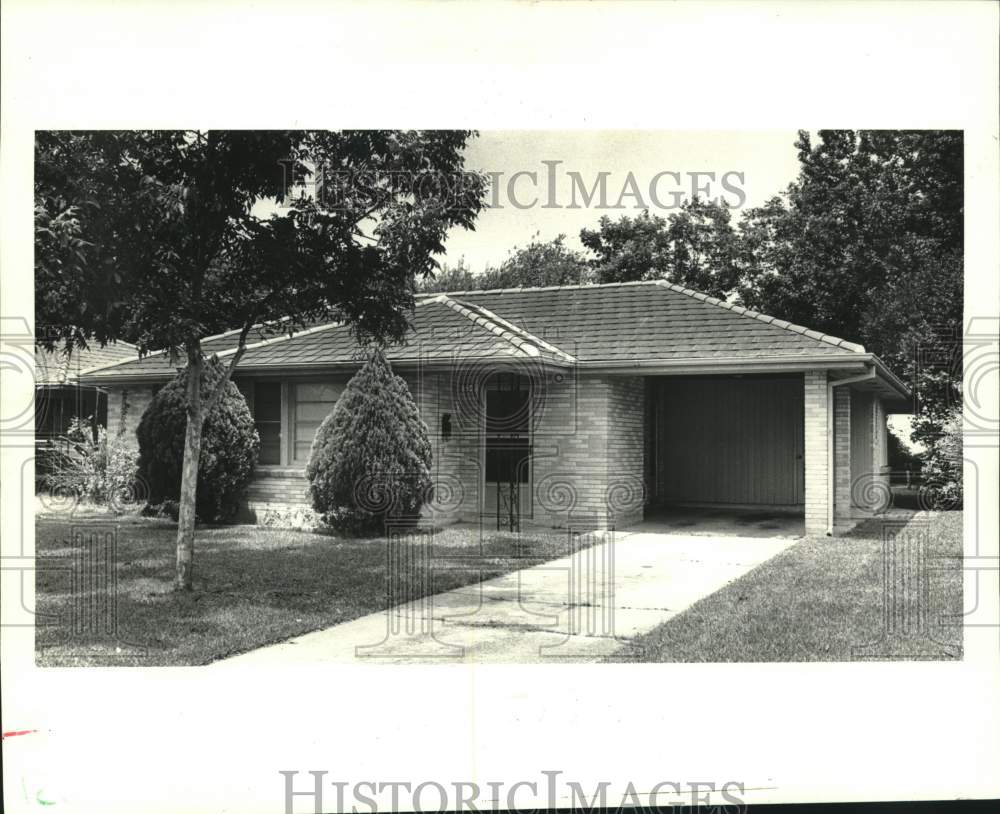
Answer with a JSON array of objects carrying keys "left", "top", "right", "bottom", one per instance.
[{"left": 645, "top": 374, "right": 805, "bottom": 513}]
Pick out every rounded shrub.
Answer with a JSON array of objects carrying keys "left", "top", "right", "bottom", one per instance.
[
  {"left": 306, "top": 349, "right": 432, "bottom": 534},
  {"left": 136, "top": 356, "right": 259, "bottom": 522}
]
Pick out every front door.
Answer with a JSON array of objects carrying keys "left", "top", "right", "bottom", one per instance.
[{"left": 482, "top": 372, "right": 532, "bottom": 530}]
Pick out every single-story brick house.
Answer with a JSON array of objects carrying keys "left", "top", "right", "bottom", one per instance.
[{"left": 76, "top": 281, "right": 911, "bottom": 535}]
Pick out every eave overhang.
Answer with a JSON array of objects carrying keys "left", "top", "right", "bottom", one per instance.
[{"left": 76, "top": 351, "right": 913, "bottom": 412}]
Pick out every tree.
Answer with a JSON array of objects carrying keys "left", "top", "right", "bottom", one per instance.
[
  {"left": 736, "top": 130, "right": 963, "bottom": 456},
  {"left": 35, "top": 130, "right": 486, "bottom": 589},
  {"left": 420, "top": 235, "right": 591, "bottom": 292},
  {"left": 480, "top": 234, "right": 591, "bottom": 289},
  {"left": 417, "top": 257, "right": 478, "bottom": 293},
  {"left": 580, "top": 200, "right": 740, "bottom": 297},
  {"left": 580, "top": 210, "right": 671, "bottom": 284},
  {"left": 136, "top": 357, "right": 259, "bottom": 522},
  {"left": 306, "top": 349, "right": 432, "bottom": 533}
]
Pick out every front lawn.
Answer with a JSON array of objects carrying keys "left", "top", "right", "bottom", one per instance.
[
  {"left": 610, "top": 511, "right": 963, "bottom": 662},
  {"left": 35, "top": 513, "right": 588, "bottom": 666}
]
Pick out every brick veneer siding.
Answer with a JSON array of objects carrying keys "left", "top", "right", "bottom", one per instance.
[
  {"left": 405, "top": 369, "right": 482, "bottom": 526},
  {"left": 833, "top": 385, "right": 852, "bottom": 521},
  {"left": 803, "top": 370, "right": 829, "bottom": 535},
  {"left": 604, "top": 377, "right": 646, "bottom": 528},
  {"left": 245, "top": 467, "right": 310, "bottom": 505},
  {"left": 115, "top": 368, "right": 647, "bottom": 532},
  {"left": 240, "top": 369, "right": 483, "bottom": 523},
  {"left": 407, "top": 366, "right": 647, "bottom": 532},
  {"left": 533, "top": 374, "right": 645, "bottom": 529},
  {"left": 106, "top": 385, "right": 156, "bottom": 446}
]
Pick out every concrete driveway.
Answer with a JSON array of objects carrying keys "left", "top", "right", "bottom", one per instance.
[{"left": 213, "top": 524, "right": 801, "bottom": 665}]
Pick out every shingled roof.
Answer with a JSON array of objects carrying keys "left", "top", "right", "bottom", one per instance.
[
  {"left": 78, "top": 281, "right": 877, "bottom": 382},
  {"left": 35, "top": 340, "right": 138, "bottom": 385}
]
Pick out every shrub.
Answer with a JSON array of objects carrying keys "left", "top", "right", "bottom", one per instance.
[
  {"left": 306, "top": 349, "right": 432, "bottom": 534},
  {"left": 136, "top": 357, "right": 259, "bottom": 522},
  {"left": 920, "top": 410, "right": 963, "bottom": 509},
  {"left": 42, "top": 417, "right": 140, "bottom": 511}
]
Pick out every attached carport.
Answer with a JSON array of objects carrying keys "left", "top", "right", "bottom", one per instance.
[
  {"left": 645, "top": 373, "right": 806, "bottom": 512},
  {"left": 642, "top": 359, "right": 912, "bottom": 536}
]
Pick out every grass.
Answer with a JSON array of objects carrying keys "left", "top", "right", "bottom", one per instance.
[
  {"left": 35, "top": 511, "right": 590, "bottom": 667},
  {"left": 610, "top": 511, "right": 964, "bottom": 662}
]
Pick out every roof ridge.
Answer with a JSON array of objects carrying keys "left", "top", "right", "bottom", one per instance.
[
  {"left": 420, "top": 280, "right": 865, "bottom": 353},
  {"left": 215, "top": 321, "right": 345, "bottom": 359},
  {"left": 449, "top": 298, "right": 577, "bottom": 363},
  {"left": 649, "top": 280, "right": 866, "bottom": 353},
  {"left": 416, "top": 280, "right": 653, "bottom": 297},
  {"left": 432, "top": 295, "right": 541, "bottom": 358},
  {"left": 75, "top": 352, "right": 142, "bottom": 377}
]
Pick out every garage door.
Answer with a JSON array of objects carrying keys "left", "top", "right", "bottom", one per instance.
[{"left": 650, "top": 375, "right": 804, "bottom": 507}]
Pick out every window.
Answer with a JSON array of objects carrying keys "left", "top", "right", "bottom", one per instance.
[
  {"left": 253, "top": 382, "right": 282, "bottom": 465},
  {"left": 292, "top": 382, "right": 343, "bottom": 464}
]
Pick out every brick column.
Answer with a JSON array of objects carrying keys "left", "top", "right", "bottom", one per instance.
[
  {"left": 833, "top": 386, "right": 852, "bottom": 521},
  {"left": 533, "top": 374, "right": 645, "bottom": 530},
  {"left": 803, "top": 371, "right": 829, "bottom": 535},
  {"left": 605, "top": 377, "right": 646, "bottom": 528}
]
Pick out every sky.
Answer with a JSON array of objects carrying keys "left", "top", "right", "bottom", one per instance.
[{"left": 440, "top": 130, "right": 804, "bottom": 273}]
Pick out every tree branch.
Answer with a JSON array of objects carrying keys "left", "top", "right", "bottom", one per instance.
[{"left": 203, "top": 318, "right": 253, "bottom": 415}]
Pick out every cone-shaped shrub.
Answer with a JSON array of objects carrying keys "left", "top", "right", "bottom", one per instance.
[
  {"left": 136, "top": 356, "right": 259, "bottom": 522},
  {"left": 306, "top": 349, "right": 432, "bottom": 533}
]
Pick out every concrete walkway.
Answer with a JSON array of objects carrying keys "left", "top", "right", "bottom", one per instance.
[{"left": 213, "top": 526, "right": 801, "bottom": 665}]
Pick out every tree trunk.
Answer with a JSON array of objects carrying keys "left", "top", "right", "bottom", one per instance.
[{"left": 175, "top": 353, "right": 204, "bottom": 591}]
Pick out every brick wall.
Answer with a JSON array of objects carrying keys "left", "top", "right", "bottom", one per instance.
[
  {"left": 106, "top": 385, "right": 156, "bottom": 446},
  {"left": 533, "top": 374, "right": 645, "bottom": 529},
  {"left": 408, "top": 368, "right": 646, "bottom": 531},
  {"left": 803, "top": 370, "right": 829, "bottom": 535},
  {"left": 533, "top": 370, "right": 602, "bottom": 527},
  {"left": 833, "top": 385, "right": 852, "bottom": 520},
  {"left": 109, "top": 369, "right": 647, "bottom": 534},
  {"left": 605, "top": 376, "right": 646, "bottom": 528},
  {"left": 405, "top": 369, "right": 482, "bottom": 526},
  {"left": 245, "top": 468, "right": 310, "bottom": 505},
  {"left": 239, "top": 369, "right": 484, "bottom": 523}
]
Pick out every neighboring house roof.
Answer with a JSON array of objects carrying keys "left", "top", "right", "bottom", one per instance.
[
  {"left": 35, "top": 340, "right": 139, "bottom": 386},
  {"left": 75, "top": 280, "right": 910, "bottom": 402}
]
